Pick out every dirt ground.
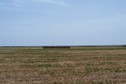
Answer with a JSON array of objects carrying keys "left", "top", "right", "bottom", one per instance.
[{"left": 0, "top": 47, "right": 126, "bottom": 84}]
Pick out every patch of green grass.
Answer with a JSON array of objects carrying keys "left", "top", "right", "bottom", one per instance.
[
  {"left": 114, "top": 67, "right": 126, "bottom": 72},
  {"left": 84, "top": 67, "right": 101, "bottom": 74},
  {"left": 0, "top": 59, "right": 4, "bottom": 63}
]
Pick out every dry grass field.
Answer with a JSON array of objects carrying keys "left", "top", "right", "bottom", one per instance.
[{"left": 0, "top": 47, "right": 126, "bottom": 84}]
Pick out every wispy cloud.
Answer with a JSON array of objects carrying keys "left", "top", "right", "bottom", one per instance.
[
  {"left": 0, "top": 0, "right": 67, "bottom": 8},
  {"left": 0, "top": 0, "right": 25, "bottom": 10},
  {"left": 13, "top": 0, "right": 67, "bottom": 7},
  {"left": 0, "top": 0, "right": 67, "bottom": 11},
  {"left": 0, "top": 3, "right": 22, "bottom": 11},
  {"left": 33, "top": 0, "right": 67, "bottom": 7}
]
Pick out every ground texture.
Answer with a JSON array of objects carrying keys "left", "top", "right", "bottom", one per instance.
[{"left": 0, "top": 47, "right": 126, "bottom": 84}]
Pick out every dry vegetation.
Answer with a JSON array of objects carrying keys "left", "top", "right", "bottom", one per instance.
[{"left": 0, "top": 47, "right": 126, "bottom": 84}]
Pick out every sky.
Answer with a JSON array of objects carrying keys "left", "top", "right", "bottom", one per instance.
[{"left": 0, "top": 0, "right": 126, "bottom": 46}]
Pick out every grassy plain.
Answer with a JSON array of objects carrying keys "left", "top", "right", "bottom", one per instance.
[{"left": 0, "top": 47, "right": 126, "bottom": 84}]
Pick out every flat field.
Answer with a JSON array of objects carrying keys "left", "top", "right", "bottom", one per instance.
[{"left": 0, "top": 47, "right": 126, "bottom": 84}]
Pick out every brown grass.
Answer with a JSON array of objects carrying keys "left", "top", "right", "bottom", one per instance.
[{"left": 0, "top": 47, "right": 126, "bottom": 84}]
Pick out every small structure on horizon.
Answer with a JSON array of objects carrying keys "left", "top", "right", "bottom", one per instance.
[{"left": 43, "top": 46, "right": 70, "bottom": 49}]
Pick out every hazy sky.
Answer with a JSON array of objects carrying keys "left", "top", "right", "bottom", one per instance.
[{"left": 0, "top": 0, "right": 126, "bottom": 46}]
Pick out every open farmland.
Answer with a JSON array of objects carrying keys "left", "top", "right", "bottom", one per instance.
[{"left": 0, "top": 47, "right": 126, "bottom": 84}]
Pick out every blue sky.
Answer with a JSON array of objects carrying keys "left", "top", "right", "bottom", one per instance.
[{"left": 0, "top": 0, "right": 126, "bottom": 46}]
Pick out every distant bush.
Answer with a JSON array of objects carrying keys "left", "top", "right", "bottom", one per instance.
[{"left": 122, "top": 45, "right": 126, "bottom": 47}]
